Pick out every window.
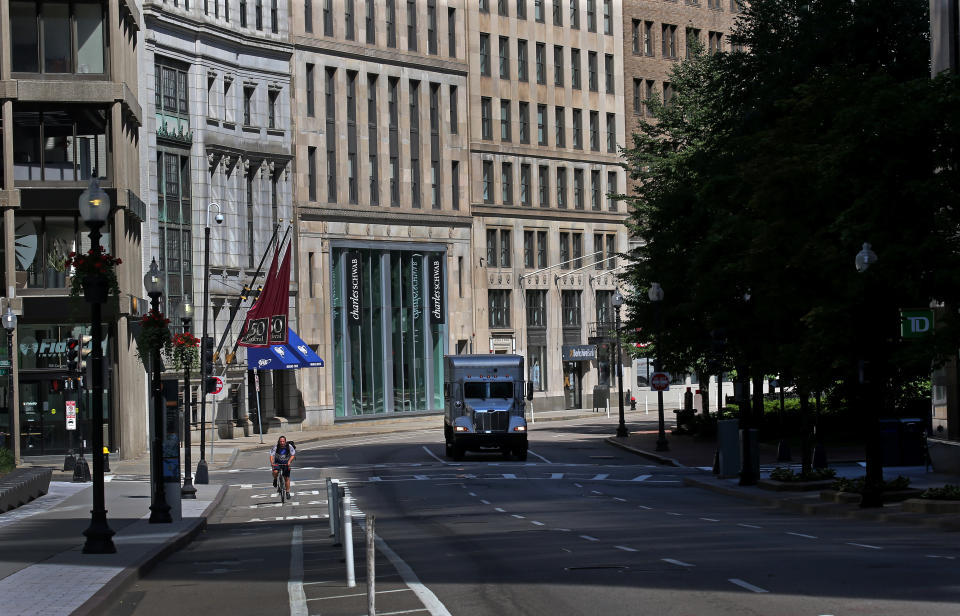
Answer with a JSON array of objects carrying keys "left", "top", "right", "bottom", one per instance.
[
  {"left": 517, "top": 40, "right": 529, "bottom": 81},
  {"left": 538, "top": 165, "right": 549, "bottom": 207},
  {"left": 520, "top": 164, "right": 531, "bottom": 205},
  {"left": 388, "top": 77, "right": 400, "bottom": 205},
  {"left": 207, "top": 74, "right": 217, "bottom": 119},
  {"left": 480, "top": 0, "right": 489, "bottom": 13},
  {"left": 326, "top": 68, "right": 337, "bottom": 202},
  {"left": 527, "top": 289, "right": 546, "bottom": 325},
  {"left": 686, "top": 28, "right": 701, "bottom": 58},
  {"left": 662, "top": 24, "right": 677, "bottom": 58},
  {"left": 498, "top": 0, "right": 508, "bottom": 16},
  {"left": 519, "top": 101, "right": 530, "bottom": 143},
  {"left": 571, "top": 48, "right": 581, "bottom": 88},
  {"left": 606, "top": 234, "right": 616, "bottom": 268},
  {"left": 347, "top": 72, "right": 358, "bottom": 204},
  {"left": 449, "top": 85, "right": 458, "bottom": 133},
  {"left": 14, "top": 106, "right": 109, "bottom": 183},
  {"left": 591, "top": 169, "right": 600, "bottom": 209},
  {"left": 307, "top": 146, "right": 317, "bottom": 200},
  {"left": 499, "top": 37, "right": 510, "bottom": 79},
  {"left": 243, "top": 84, "right": 255, "bottom": 125},
  {"left": 488, "top": 290, "right": 511, "bottom": 328},
  {"left": 536, "top": 104, "right": 547, "bottom": 145},
  {"left": 559, "top": 231, "right": 570, "bottom": 268},
  {"left": 523, "top": 231, "right": 535, "bottom": 268},
  {"left": 535, "top": 43, "right": 546, "bottom": 84},
  {"left": 605, "top": 54, "right": 614, "bottom": 93},
  {"left": 306, "top": 0, "right": 313, "bottom": 31},
  {"left": 572, "top": 232, "right": 582, "bottom": 268},
  {"left": 306, "top": 63, "right": 315, "bottom": 116},
  {"left": 606, "top": 113, "right": 616, "bottom": 153},
  {"left": 570, "top": 0, "right": 579, "bottom": 28},
  {"left": 708, "top": 0, "right": 721, "bottom": 8},
  {"left": 586, "top": 0, "right": 595, "bottom": 32},
  {"left": 562, "top": 290, "right": 581, "bottom": 326},
  {"left": 480, "top": 34, "right": 491, "bottom": 76},
  {"left": 556, "top": 167, "right": 566, "bottom": 208},
  {"left": 645, "top": 80, "right": 656, "bottom": 116},
  {"left": 386, "top": 0, "right": 396, "bottom": 46},
  {"left": 255, "top": 0, "right": 263, "bottom": 29},
  {"left": 554, "top": 45, "right": 564, "bottom": 86},
  {"left": 246, "top": 175, "right": 256, "bottom": 268},
  {"left": 589, "top": 110, "right": 599, "bottom": 150},
  {"left": 363, "top": 0, "right": 376, "bottom": 41},
  {"left": 427, "top": 0, "right": 437, "bottom": 54},
  {"left": 409, "top": 80, "right": 421, "bottom": 208},
  {"left": 730, "top": 0, "right": 741, "bottom": 13},
  {"left": 407, "top": 0, "right": 417, "bottom": 51},
  {"left": 632, "top": 19, "right": 640, "bottom": 54},
  {"left": 345, "top": 0, "right": 355, "bottom": 40},
  {"left": 482, "top": 160, "right": 493, "bottom": 203},
  {"left": 573, "top": 169, "right": 583, "bottom": 209},
  {"left": 368, "top": 74, "right": 379, "bottom": 206},
  {"left": 451, "top": 160, "right": 460, "bottom": 209},
  {"left": 664, "top": 81, "right": 674, "bottom": 105},
  {"left": 536, "top": 230, "right": 547, "bottom": 267},
  {"left": 448, "top": 8, "right": 457, "bottom": 56},
  {"left": 588, "top": 51, "right": 598, "bottom": 91},
  {"left": 486, "top": 228, "right": 511, "bottom": 267},
  {"left": 555, "top": 106, "right": 565, "bottom": 147},
  {"left": 633, "top": 78, "right": 642, "bottom": 115},
  {"left": 552, "top": 0, "right": 561, "bottom": 25},
  {"left": 607, "top": 170, "right": 618, "bottom": 210},
  {"left": 241, "top": 0, "right": 248, "bottom": 27},
  {"left": 500, "top": 99, "right": 512, "bottom": 141},
  {"left": 481, "top": 97, "right": 493, "bottom": 140},
  {"left": 11, "top": 0, "right": 106, "bottom": 74},
  {"left": 572, "top": 109, "right": 582, "bottom": 149},
  {"left": 324, "top": 0, "right": 333, "bottom": 35},
  {"left": 644, "top": 21, "right": 654, "bottom": 55},
  {"left": 501, "top": 163, "right": 513, "bottom": 204},
  {"left": 152, "top": 152, "right": 192, "bottom": 306},
  {"left": 602, "top": 0, "right": 611, "bottom": 35},
  {"left": 709, "top": 31, "right": 723, "bottom": 54},
  {"left": 535, "top": 0, "right": 544, "bottom": 22},
  {"left": 268, "top": 89, "right": 279, "bottom": 129},
  {"left": 518, "top": 0, "right": 527, "bottom": 19}
]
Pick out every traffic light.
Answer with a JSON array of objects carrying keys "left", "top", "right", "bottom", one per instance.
[
  {"left": 202, "top": 336, "right": 217, "bottom": 393},
  {"left": 66, "top": 338, "right": 79, "bottom": 372},
  {"left": 78, "top": 335, "right": 92, "bottom": 373}
]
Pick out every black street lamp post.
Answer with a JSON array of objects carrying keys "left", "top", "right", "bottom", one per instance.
[
  {"left": 856, "top": 242, "right": 884, "bottom": 508},
  {"left": 738, "top": 291, "right": 759, "bottom": 486},
  {"left": 145, "top": 259, "right": 172, "bottom": 523},
  {"left": 196, "top": 203, "right": 223, "bottom": 485},
  {"left": 78, "top": 177, "right": 116, "bottom": 553},
  {"left": 2, "top": 307, "right": 16, "bottom": 462},
  {"left": 178, "top": 296, "right": 196, "bottom": 499},
  {"left": 613, "top": 290, "right": 628, "bottom": 438},
  {"left": 649, "top": 283, "right": 669, "bottom": 452}
]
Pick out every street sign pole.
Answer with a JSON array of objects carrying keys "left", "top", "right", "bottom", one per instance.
[{"left": 254, "top": 369, "right": 263, "bottom": 444}]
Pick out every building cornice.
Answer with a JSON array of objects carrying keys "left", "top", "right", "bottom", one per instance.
[
  {"left": 298, "top": 206, "right": 474, "bottom": 227},
  {"left": 143, "top": 6, "right": 294, "bottom": 58},
  {"left": 292, "top": 36, "right": 470, "bottom": 77},
  {"left": 471, "top": 204, "right": 629, "bottom": 225}
]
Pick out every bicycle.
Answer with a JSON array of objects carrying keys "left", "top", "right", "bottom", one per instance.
[{"left": 273, "top": 463, "right": 290, "bottom": 504}]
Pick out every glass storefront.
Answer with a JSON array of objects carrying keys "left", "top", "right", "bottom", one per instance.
[{"left": 331, "top": 246, "right": 446, "bottom": 417}]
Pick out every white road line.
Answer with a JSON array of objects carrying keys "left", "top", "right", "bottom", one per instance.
[
  {"left": 591, "top": 474, "right": 609, "bottom": 481},
  {"left": 631, "top": 475, "right": 652, "bottom": 482},
  {"left": 308, "top": 589, "right": 413, "bottom": 601},
  {"left": 847, "top": 542, "right": 882, "bottom": 550},
  {"left": 468, "top": 492, "right": 477, "bottom": 497},
  {"left": 613, "top": 497, "right": 626, "bottom": 502},
  {"left": 555, "top": 528, "right": 571, "bottom": 532},
  {"left": 699, "top": 517, "right": 719, "bottom": 522},
  {"left": 531, "top": 521, "right": 545, "bottom": 526},
  {"left": 662, "top": 558, "right": 694, "bottom": 568},
  {"left": 614, "top": 546, "right": 638, "bottom": 552},
  {"left": 786, "top": 532, "right": 817, "bottom": 539},
  {"left": 480, "top": 499, "right": 491, "bottom": 505},
  {"left": 421, "top": 446, "right": 448, "bottom": 465},
  {"left": 591, "top": 490, "right": 603, "bottom": 495},
  {"left": 528, "top": 450, "right": 552, "bottom": 463},
  {"left": 370, "top": 477, "right": 382, "bottom": 482},
  {"left": 926, "top": 555, "right": 957, "bottom": 560},
  {"left": 637, "top": 505, "right": 652, "bottom": 510},
  {"left": 495, "top": 507, "right": 506, "bottom": 512},
  {"left": 729, "top": 578, "right": 769, "bottom": 593},
  {"left": 512, "top": 514, "right": 526, "bottom": 519},
  {"left": 550, "top": 473, "right": 564, "bottom": 479},
  {"left": 502, "top": 473, "right": 517, "bottom": 479},
  {"left": 414, "top": 475, "right": 429, "bottom": 480},
  {"left": 580, "top": 535, "right": 599, "bottom": 542},
  {"left": 368, "top": 522, "right": 454, "bottom": 616},
  {"left": 288, "top": 525, "right": 307, "bottom": 616},
  {"left": 667, "top": 512, "right": 683, "bottom": 516},
  {"left": 574, "top": 483, "right": 583, "bottom": 488},
  {"left": 737, "top": 523, "right": 761, "bottom": 529},
  {"left": 374, "top": 610, "right": 431, "bottom": 616}
]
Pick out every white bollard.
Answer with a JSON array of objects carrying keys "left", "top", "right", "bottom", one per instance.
[
  {"left": 343, "top": 491, "right": 356, "bottom": 588},
  {"left": 530, "top": 400, "right": 535, "bottom": 424},
  {"left": 606, "top": 397, "right": 610, "bottom": 419},
  {"left": 645, "top": 393, "right": 649, "bottom": 414},
  {"left": 367, "top": 515, "right": 376, "bottom": 616},
  {"left": 327, "top": 478, "right": 341, "bottom": 540}
]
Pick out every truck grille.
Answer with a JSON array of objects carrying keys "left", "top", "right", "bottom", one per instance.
[{"left": 474, "top": 410, "right": 509, "bottom": 432}]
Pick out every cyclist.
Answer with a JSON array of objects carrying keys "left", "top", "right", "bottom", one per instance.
[{"left": 270, "top": 435, "right": 296, "bottom": 500}]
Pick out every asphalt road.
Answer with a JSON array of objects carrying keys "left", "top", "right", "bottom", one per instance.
[{"left": 106, "top": 417, "right": 960, "bottom": 616}]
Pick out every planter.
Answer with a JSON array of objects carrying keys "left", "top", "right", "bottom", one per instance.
[
  {"left": 901, "top": 498, "right": 960, "bottom": 514},
  {"left": 81, "top": 275, "right": 108, "bottom": 304},
  {"left": 759, "top": 478, "right": 835, "bottom": 492}
]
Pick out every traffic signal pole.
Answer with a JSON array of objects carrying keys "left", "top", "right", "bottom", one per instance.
[{"left": 196, "top": 224, "right": 212, "bottom": 485}]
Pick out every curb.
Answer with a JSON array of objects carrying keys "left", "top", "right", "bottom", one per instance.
[
  {"left": 71, "top": 484, "right": 228, "bottom": 616},
  {"left": 604, "top": 437, "right": 686, "bottom": 468}
]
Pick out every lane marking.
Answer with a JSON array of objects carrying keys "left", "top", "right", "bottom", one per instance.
[
  {"left": 574, "top": 483, "right": 583, "bottom": 488},
  {"left": 495, "top": 507, "right": 506, "bottom": 512},
  {"left": 502, "top": 473, "right": 517, "bottom": 479},
  {"left": 580, "top": 535, "right": 599, "bottom": 542},
  {"left": 729, "top": 578, "right": 769, "bottom": 593},
  {"left": 528, "top": 450, "right": 552, "bottom": 463},
  {"left": 591, "top": 490, "right": 603, "bottom": 495},
  {"left": 308, "top": 588, "right": 413, "bottom": 601},
  {"left": 662, "top": 558, "right": 694, "bottom": 567},
  {"left": 614, "top": 545, "right": 638, "bottom": 552},
  {"left": 847, "top": 542, "right": 882, "bottom": 550},
  {"left": 414, "top": 475, "right": 429, "bottom": 481},
  {"left": 288, "top": 525, "right": 307, "bottom": 616},
  {"left": 637, "top": 505, "right": 652, "bottom": 510},
  {"left": 737, "top": 523, "right": 761, "bottom": 529},
  {"left": 421, "top": 446, "right": 449, "bottom": 465},
  {"left": 699, "top": 517, "right": 719, "bottom": 522},
  {"left": 531, "top": 521, "right": 545, "bottom": 526},
  {"left": 555, "top": 528, "right": 571, "bottom": 532},
  {"left": 631, "top": 475, "right": 651, "bottom": 482},
  {"left": 480, "top": 500, "right": 491, "bottom": 505},
  {"left": 591, "top": 474, "right": 609, "bottom": 481},
  {"left": 667, "top": 512, "right": 683, "bottom": 516},
  {"left": 512, "top": 514, "right": 526, "bottom": 519},
  {"left": 926, "top": 555, "right": 957, "bottom": 560},
  {"left": 375, "top": 610, "right": 431, "bottom": 616},
  {"left": 367, "top": 521, "right": 454, "bottom": 616},
  {"left": 550, "top": 473, "right": 564, "bottom": 480},
  {"left": 786, "top": 532, "right": 817, "bottom": 539},
  {"left": 370, "top": 477, "right": 382, "bottom": 482},
  {"left": 468, "top": 492, "right": 477, "bottom": 497}
]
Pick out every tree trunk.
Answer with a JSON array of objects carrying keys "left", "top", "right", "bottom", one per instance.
[{"left": 799, "top": 385, "right": 812, "bottom": 474}]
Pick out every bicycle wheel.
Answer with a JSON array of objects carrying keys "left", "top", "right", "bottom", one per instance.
[{"left": 279, "top": 482, "right": 285, "bottom": 504}]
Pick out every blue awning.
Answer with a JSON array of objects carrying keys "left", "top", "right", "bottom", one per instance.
[{"left": 246, "top": 329, "right": 324, "bottom": 370}]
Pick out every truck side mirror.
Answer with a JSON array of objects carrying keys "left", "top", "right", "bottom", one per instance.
[{"left": 527, "top": 382, "right": 534, "bottom": 401}]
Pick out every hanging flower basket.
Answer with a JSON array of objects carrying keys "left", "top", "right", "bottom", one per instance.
[
  {"left": 136, "top": 309, "right": 172, "bottom": 366},
  {"left": 65, "top": 246, "right": 122, "bottom": 300},
  {"left": 166, "top": 331, "right": 200, "bottom": 371}
]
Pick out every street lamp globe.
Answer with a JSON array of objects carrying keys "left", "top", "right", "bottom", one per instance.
[
  {"left": 177, "top": 295, "right": 194, "bottom": 324},
  {"left": 144, "top": 258, "right": 163, "bottom": 298},
  {"left": 2, "top": 307, "right": 17, "bottom": 332},
  {"left": 855, "top": 242, "right": 877, "bottom": 273},
  {"left": 648, "top": 282, "right": 664, "bottom": 303},
  {"left": 612, "top": 290, "right": 624, "bottom": 308},
  {"left": 78, "top": 176, "right": 111, "bottom": 224}
]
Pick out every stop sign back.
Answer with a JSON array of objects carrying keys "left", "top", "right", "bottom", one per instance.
[
  {"left": 212, "top": 376, "right": 224, "bottom": 395},
  {"left": 651, "top": 372, "right": 670, "bottom": 391}
]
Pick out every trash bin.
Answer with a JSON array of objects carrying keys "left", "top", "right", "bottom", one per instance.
[
  {"left": 899, "top": 418, "right": 925, "bottom": 466},
  {"left": 879, "top": 419, "right": 902, "bottom": 466}
]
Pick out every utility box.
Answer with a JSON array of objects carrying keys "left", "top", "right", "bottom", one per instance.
[{"left": 717, "top": 419, "right": 740, "bottom": 477}]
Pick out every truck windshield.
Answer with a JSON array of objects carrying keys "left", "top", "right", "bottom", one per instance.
[{"left": 463, "top": 381, "right": 513, "bottom": 399}]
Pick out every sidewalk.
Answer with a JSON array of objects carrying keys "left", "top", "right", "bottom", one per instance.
[{"left": 607, "top": 427, "right": 960, "bottom": 531}]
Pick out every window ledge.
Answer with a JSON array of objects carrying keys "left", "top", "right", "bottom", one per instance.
[
  {"left": 266, "top": 128, "right": 285, "bottom": 137},
  {"left": 242, "top": 125, "right": 260, "bottom": 134},
  {"left": 222, "top": 122, "right": 236, "bottom": 130},
  {"left": 206, "top": 118, "right": 220, "bottom": 126}
]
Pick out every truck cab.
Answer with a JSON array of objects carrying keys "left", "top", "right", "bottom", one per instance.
[{"left": 443, "top": 354, "right": 532, "bottom": 461}]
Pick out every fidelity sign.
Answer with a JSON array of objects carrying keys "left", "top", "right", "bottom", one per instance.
[
  {"left": 346, "top": 252, "right": 362, "bottom": 324},
  {"left": 429, "top": 254, "right": 444, "bottom": 324}
]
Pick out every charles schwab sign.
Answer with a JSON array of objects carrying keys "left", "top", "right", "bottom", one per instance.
[
  {"left": 429, "top": 254, "right": 444, "bottom": 324},
  {"left": 562, "top": 344, "right": 597, "bottom": 361},
  {"left": 346, "top": 251, "right": 362, "bottom": 324}
]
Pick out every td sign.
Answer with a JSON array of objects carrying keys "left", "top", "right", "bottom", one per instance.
[{"left": 900, "top": 309, "right": 934, "bottom": 339}]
